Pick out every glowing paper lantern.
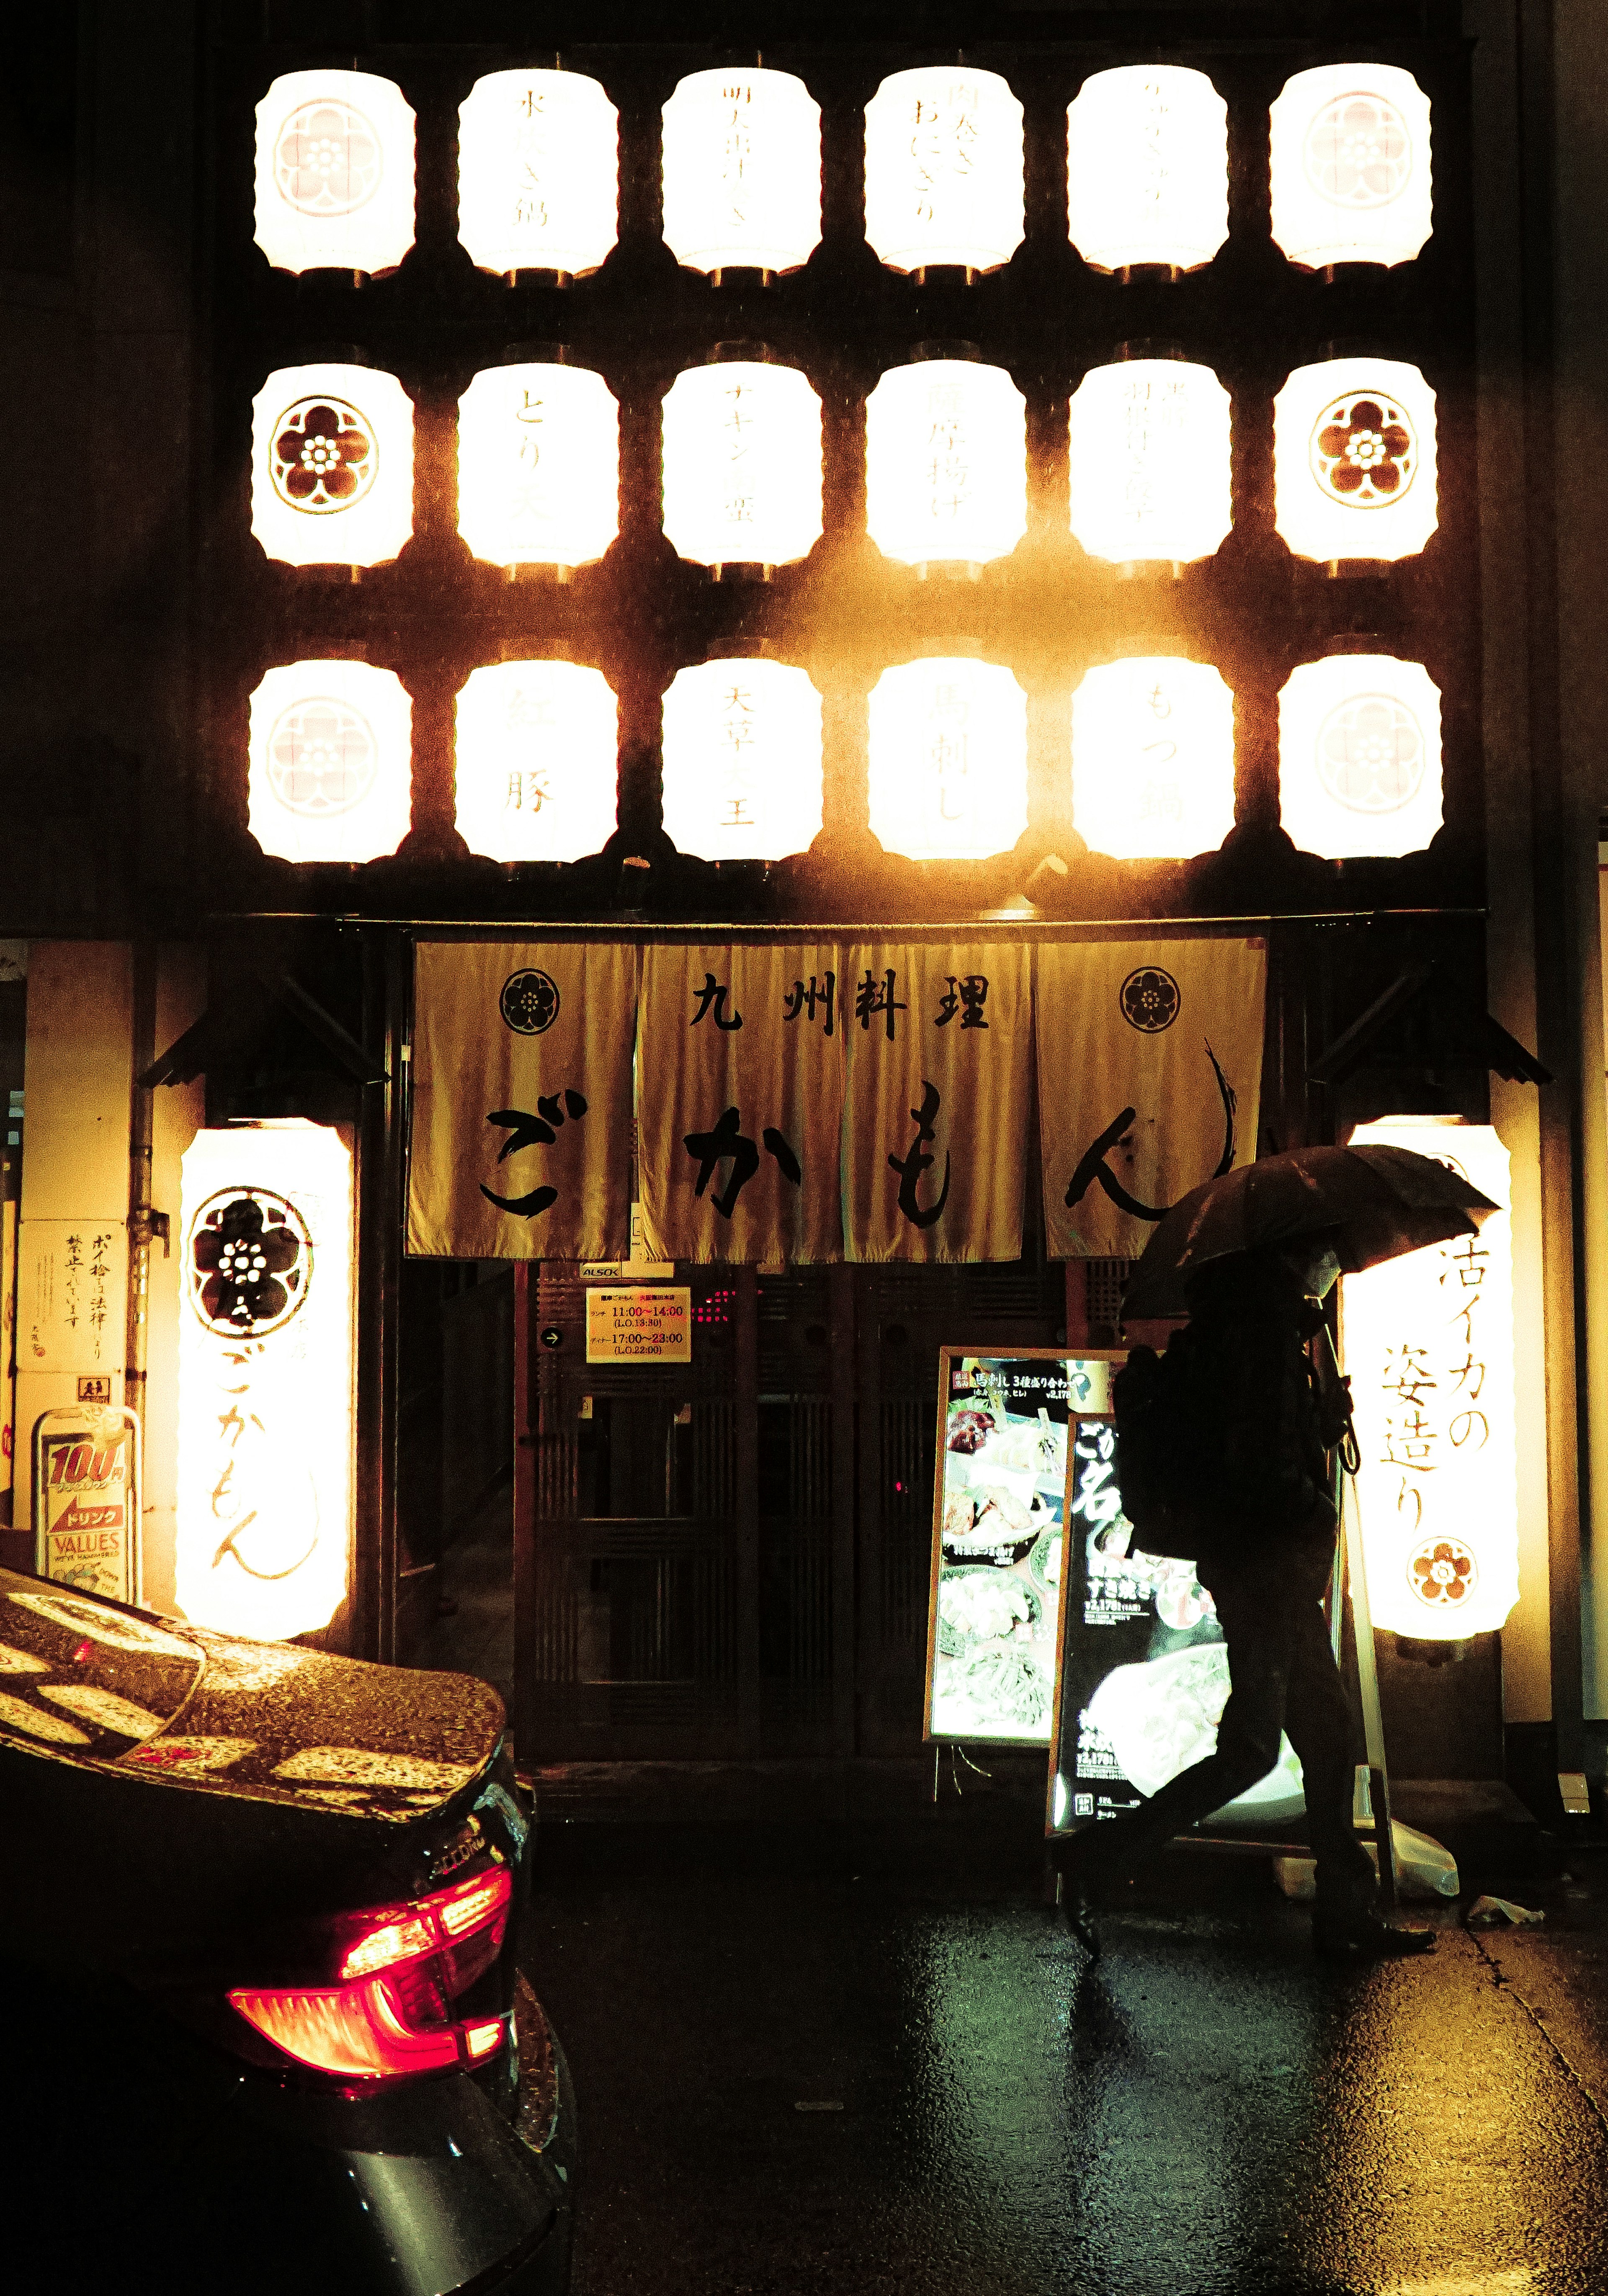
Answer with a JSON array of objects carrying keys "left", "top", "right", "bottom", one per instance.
[
  {"left": 1071, "top": 657, "right": 1236, "bottom": 860},
  {"left": 660, "top": 360, "right": 822, "bottom": 569},
  {"left": 867, "top": 659, "right": 1028, "bottom": 861},
  {"left": 661, "top": 69, "right": 821, "bottom": 276},
  {"left": 1274, "top": 356, "right": 1438, "bottom": 564},
  {"left": 864, "top": 67, "right": 1024, "bottom": 273},
  {"left": 457, "top": 362, "right": 618, "bottom": 569},
  {"left": 1343, "top": 1119, "right": 1517, "bottom": 1639},
  {"left": 247, "top": 661, "right": 412, "bottom": 865},
  {"left": 661, "top": 659, "right": 823, "bottom": 862},
  {"left": 1278, "top": 654, "right": 1442, "bottom": 859},
  {"left": 1069, "top": 360, "right": 1232, "bottom": 565},
  {"left": 176, "top": 1122, "right": 353, "bottom": 1641},
  {"left": 253, "top": 69, "right": 415, "bottom": 276},
  {"left": 457, "top": 69, "right": 618, "bottom": 278},
  {"left": 455, "top": 660, "right": 618, "bottom": 863},
  {"left": 864, "top": 358, "right": 1026, "bottom": 567},
  {"left": 1067, "top": 66, "right": 1229, "bottom": 273},
  {"left": 250, "top": 363, "right": 414, "bottom": 569},
  {"left": 1270, "top": 64, "right": 1433, "bottom": 270}
]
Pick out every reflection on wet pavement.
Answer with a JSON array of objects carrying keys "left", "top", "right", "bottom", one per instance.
[{"left": 526, "top": 1815, "right": 1608, "bottom": 2296}]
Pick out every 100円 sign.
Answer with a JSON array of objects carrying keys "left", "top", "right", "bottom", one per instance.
[
  {"left": 34, "top": 1405, "right": 142, "bottom": 1606},
  {"left": 585, "top": 1286, "right": 691, "bottom": 1363}
]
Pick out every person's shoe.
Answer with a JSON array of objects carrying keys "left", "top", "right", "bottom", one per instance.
[{"left": 1312, "top": 1907, "right": 1437, "bottom": 1960}]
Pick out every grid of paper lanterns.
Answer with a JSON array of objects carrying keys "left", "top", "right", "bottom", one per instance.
[
  {"left": 1071, "top": 658, "right": 1237, "bottom": 860},
  {"left": 1069, "top": 360, "right": 1233, "bottom": 565},
  {"left": 247, "top": 661, "right": 412, "bottom": 865},
  {"left": 454, "top": 661, "right": 618, "bottom": 864},
  {"left": 660, "top": 359, "right": 823, "bottom": 569},
  {"left": 661, "top": 69, "right": 821, "bottom": 276},
  {"left": 868, "top": 659, "right": 1028, "bottom": 861},
  {"left": 661, "top": 659, "right": 824, "bottom": 862},
  {"left": 1278, "top": 654, "right": 1443, "bottom": 859},
  {"left": 1067, "top": 67, "right": 1229, "bottom": 273},
  {"left": 1274, "top": 355, "right": 1438, "bottom": 564},
  {"left": 457, "top": 68, "right": 618, "bottom": 278},
  {"left": 250, "top": 363, "right": 414, "bottom": 569},
  {"left": 864, "top": 358, "right": 1026, "bottom": 567},
  {"left": 254, "top": 69, "right": 415, "bottom": 275},
  {"left": 1270, "top": 64, "right": 1433, "bottom": 270},
  {"left": 864, "top": 67, "right": 1025, "bottom": 274},
  {"left": 457, "top": 361, "right": 618, "bottom": 570}
]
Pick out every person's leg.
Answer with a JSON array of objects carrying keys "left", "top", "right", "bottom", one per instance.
[{"left": 1278, "top": 1557, "right": 1377, "bottom": 1907}]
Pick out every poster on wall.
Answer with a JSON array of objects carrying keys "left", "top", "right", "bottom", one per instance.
[
  {"left": 1046, "top": 1413, "right": 1314, "bottom": 1837},
  {"left": 32, "top": 1404, "right": 141, "bottom": 1606},
  {"left": 925, "top": 1351, "right": 1124, "bottom": 1748}
]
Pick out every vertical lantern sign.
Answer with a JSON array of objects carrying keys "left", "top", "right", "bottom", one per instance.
[
  {"left": 1067, "top": 66, "right": 1229, "bottom": 273},
  {"left": 176, "top": 1123, "right": 353, "bottom": 1642},
  {"left": 868, "top": 659, "right": 1028, "bottom": 861},
  {"left": 457, "top": 69, "right": 618, "bottom": 278},
  {"left": 661, "top": 69, "right": 821, "bottom": 276},
  {"left": 1070, "top": 657, "right": 1237, "bottom": 860},
  {"left": 1274, "top": 356, "right": 1438, "bottom": 564},
  {"left": 660, "top": 361, "right": 822, "bottom": 570},
  {"left": 250, "top": 363, "right": 414, "bottom": 569},
  {"left": 254, "top": 69, "right": 415, "bottom": 275},
  {"left": 661, "top": 659, "right": 823, "bottom": 862},
  {"left": 455, "top": 660, "right": 618, "bottom": 864},
  {"left": 864, "top": 68, "right": 1024, "bottom": 273},
  {"left": 457, "top": 362, "right": 618, "bottom": 570},
  {"left": 1278, "top": 654, "right": 1443, "bottom": 860},
  {"left": 1270, "top": 64, "right": 1433, "bottom": 270},
  {"left": 1069, "top": 361, "right": 1232, "bottom": 566},
  {"left": 247, "top": 661, "right": 412, "bottom": 865},
  {"left": 1343, "top": 1119, "right": 1518, "bottom": 1640},
  {"left": 864, "top": 359, "right": 1027, "bottom": 568}
]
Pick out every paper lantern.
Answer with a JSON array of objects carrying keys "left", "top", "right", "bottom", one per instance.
[
  {"left": 1067, "top": 66, "right": 1229, "bottom": 273},
  {"left": 254, "top": 69, "right": 415, "bottom": 276},
  {"left": 864, "top": 67, "right": 1024, "bottom": 274},
  {"left": 250, "top": 363, "right": 414, "bottom": 569},
  {"left": 1278, "top": 654, "right": 1442, "bottom": 859},
  {"left": 247, "top": 661, "right": 412, "bottom": 865},
  {"left": 176, "top": 1122, "right": 353, "bottom": 1641},
  {"left": 1270, "top": 64, "right": 1433, "bottom": 270},
  {"left": 455, "top": 660, "right": 618, "bottom": 863},
  {"left": 864, "top": 358, "right": 1027, "bottom": 567},
  {"left": 1071, "top": 657, "right": 1236, "bottom": 860},
  {"left": 1274, "top": 356, "right": 1438, "bottom": 564},
  {"left": 457, "top": 361, "right": 618, "bottom": 569},
  {"left": 1069, "top": 360, "right": 1232, "bottom": 565},
  {"left": 457, "top": 69, "right": 618, "bottom": 278},
  {"left": 867, "top": 658, "right": 1028, "bottom": 861},
  {"left": 661, "top": 69, "right": 821, "bottom": 276},
  {"left": 661, "top": 659, "right": 823, "bottom": 862},
  {"left": 660, "top": 359, "right": 822, "bottom": 569},
  {"left": 1343, "top": 1119, "right": 1517, "bottom": 1639}
]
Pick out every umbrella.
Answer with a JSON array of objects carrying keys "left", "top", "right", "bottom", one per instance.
[{"left": 1119, "top": 1143, "right": 1500, "bottom": 1320}]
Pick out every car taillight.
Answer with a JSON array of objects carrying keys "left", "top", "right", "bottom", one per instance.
[{"left": 228, "top": 1865, "right": 513, "bottom": 2083}]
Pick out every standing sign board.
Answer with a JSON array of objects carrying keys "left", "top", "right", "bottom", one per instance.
[
  {"left": 925, "top": 1351, "right": 1123, "bottom": 1747},
  {"left": 32, "top": 1404, "right": 142, "bottom": 1606}
]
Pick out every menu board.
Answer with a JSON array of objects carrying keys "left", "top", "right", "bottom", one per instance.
[
  {"left": 925, "top": 1351, "right": 1124, "bottom": 1748},
  {"left": 1046, "top": 1415, "right": 1313, "bottom": 1835}
]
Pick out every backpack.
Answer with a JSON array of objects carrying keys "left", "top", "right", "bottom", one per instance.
[{"left": 1111, "top": 1334, "right": 1214, "bottom": 1560}]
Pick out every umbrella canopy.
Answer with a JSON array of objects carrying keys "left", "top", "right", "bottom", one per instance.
[{"left": 1120, "top": 1143, "right": 1499, "bottom": 1320}]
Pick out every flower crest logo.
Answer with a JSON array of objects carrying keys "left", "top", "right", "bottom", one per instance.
[
  {"left": 265, "top": 698, "right": 378, "bottom": 819},
  {"left": 500, "top": 969, "right": 562, "bottom": 1035},
  {"left": 1309, "top": 393, "right": 1416, "bottom": 507},
  {"left": 1118, "top": 966, "right": 1181, "bottom": 1034},
  {"left": 1314, "top": 692, "right": 1425, "bottom": 815},
  {"left": 273, "top": 100, "right": 383, "bottom": 216},
  {"left": 1303, "top": 92, "right": 1412, "bottom": 210},
  {"left": 188, "top": 1189, "right": 312, "bottom": 1338},
  {"left": 271, "top": 397, "right": 377, "bottom": 514},
  {"left": 1409, "top": 1534, "right": 1477, "bottom": 1611}
]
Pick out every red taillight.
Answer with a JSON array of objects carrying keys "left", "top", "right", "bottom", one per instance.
[{"left": 228, "top": 1865, "right": 513, "bottom": 2083}]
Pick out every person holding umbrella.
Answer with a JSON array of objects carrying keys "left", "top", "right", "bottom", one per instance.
[{"left": 1054, "top": 1141, "right": 1498, "bottom": 1962}]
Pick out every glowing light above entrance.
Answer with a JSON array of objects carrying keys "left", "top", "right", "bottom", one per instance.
[
  {"left": 1071, "top": 657, "right": 1237, "bottom": 860},
  {"left": 247, "top": 660, "right": 412, "bottom": 865},
  {"left": 457, "top": 360, "right": 618, "bottom": 569},
  {"left": 1270, "top": 64, "right": 1433, "bottom": 271},
  {"left": 661, "top": 659, "right": 824, "bottom": 862},
  {"left": 660, "top": 358, "right": 822, "bottom": 569},
  {"left": 1274, "top": 355, "right": 1439, "bottom": 564},
  {"left": 1067, "top": 66, "right": 1229, "bottom": 273},
  {"left": 454, "top": 660, "right": 618, "bottom": 864},
  {"left": 1069, "top": 359, "right": 1232, "bottom": 566},
  {"left": 250, "top": 363, "right": 415, "bottom": 569},
  {"left": 1278, "top": 653, "right": 1443, "bottom": 859},
  {"left": 864, "top": 357, "right": 1027, "bottom": 568},
  {"left": 864, "top": 67, "right": 1025, "bottom": 274},
  {"left": 661, "top": 69, "right": 821, "bottom": 276},
  {"left": 457, "top": 69, "right": 618, "bottom": 278},
  {"left": 254, "top": 69, "right": 415, "bottom": 276},
  {"left": 867, "top": 658, "right": 1028, "bottom": 861}
]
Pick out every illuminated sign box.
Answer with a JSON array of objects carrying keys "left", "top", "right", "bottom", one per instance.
[
  {"left": 254, "top": 69, "right": 415, "bottom": 277},
  {"left": 457, "top": 68, "right": 618, "bottom": 278},
  {"left": 864, "top": 358, "right": 1027, "bottom": 568},
  {"left": 1067, "top": 66, "right": 1229, "bottom": 273},
  {"left": 250, "top": 362, "right": 415, "bottom": 570}
]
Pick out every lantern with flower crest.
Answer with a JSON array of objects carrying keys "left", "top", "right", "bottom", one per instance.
[
  {"left": 1069, "top": 358, "right": 1232, "bottom": 566},
  {"left": 247, "top": 660, "right": 412, "bottom": 865},
  {"left": 457, "top": 69, "right": 618, "bottom": 278},
  {"left": 455, "top": 660, "right": 618, "bottom": 864},
  {"left": 1067, "top": 66, "right": 1229, "bottom": 273},
  {"left": 864, "top": 67, "right": 1024, "bottom": 274},
  {"left": 250, "top": 363, "right": 414, "bottom": 569},
  {"left": 1071, "top": 657, "right": 1237, "bottom": 860},
  {"left": 1278, "top": 653, "right": 1443, "bottom": 859},
  {"left": 457, "top": 360, "right": 618, "bottom": 570},
  {"left": 865, "top": 356, "right": 1026, "bottom": 568},
  {"left": 1270, "top": 64, "right": 1433, "bottom": 271},
  {"left": 1274, "top": 356, "right": 1438, "bottom": 564},
  {"left": 254, "top": 69, "right": 415, "bottom": 275},
  {"left": 661, "top": 69, "right": 821, "bottom": 276},
  {"left": 868, "top": 658, "right": 1028, "bottom": 861},
  {"left": 660, "top": 357, "right": 822, "bottom": 570},
  {"left": 661, "top": 659, "right": 823, "bottom": 862}
]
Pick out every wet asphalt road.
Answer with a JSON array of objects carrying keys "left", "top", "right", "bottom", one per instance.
[{"left": 523, "top": 1811, "right": 1608, "bottom": 2296}]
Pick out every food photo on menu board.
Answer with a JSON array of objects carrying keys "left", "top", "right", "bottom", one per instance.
[
  {"left": 1047, "top": 1417, "right": 1311, "bottom": 1835},
  {"left": 925, "top": 1351, "right": 1120, "bottom": 1748}
]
